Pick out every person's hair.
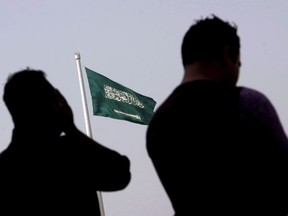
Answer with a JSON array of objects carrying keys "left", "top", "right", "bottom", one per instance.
[
  {"left": 181, "top": 14, "right": 240, "bottom": 66},
  {"left": 3, "top": 68, "right": 57, "bottom": 123}
]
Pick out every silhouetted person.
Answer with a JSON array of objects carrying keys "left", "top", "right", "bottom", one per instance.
[
  {"left": 0, "top": 68, "right": 131, "bottom": 215},
  {"left": 146, "top": 15, "right": 288, "bottom": 216}
]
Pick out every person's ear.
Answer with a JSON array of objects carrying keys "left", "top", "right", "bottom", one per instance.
[
  {"left": 223, "top": 46, "right": 241, "bottom": 67},
  {"left": 237, "top": 53, "right": 242, "bottom": 67},
  {"left": 218, "top": 46, "right": 231, "bottom": 67},
  {"left": 223, "top": 46, "right": 231, "bottom": 66}
]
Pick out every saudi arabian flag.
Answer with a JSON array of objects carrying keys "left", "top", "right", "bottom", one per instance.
[{"left": 85, "top": 67, "right": 157, "bottom": 125}]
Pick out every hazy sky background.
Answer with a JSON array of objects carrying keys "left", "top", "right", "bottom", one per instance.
[{"left": 1, "top": 1, "right": 288, "bottom": 215}]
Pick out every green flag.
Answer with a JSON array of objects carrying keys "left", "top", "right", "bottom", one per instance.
[{"left": 85, "top": 67, "right": 156, "bottom": 125}]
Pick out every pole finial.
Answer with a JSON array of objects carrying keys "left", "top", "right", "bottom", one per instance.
[{"left": 74, "top": 52, "right": 81, "bottom": 60}]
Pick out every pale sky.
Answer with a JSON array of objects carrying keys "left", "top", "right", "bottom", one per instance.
[{"left": 1, "top": 1, "right": 288, "bottom": 215}]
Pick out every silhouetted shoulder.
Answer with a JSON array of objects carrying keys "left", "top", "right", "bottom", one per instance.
[
  {"left": 239, "top": 86, "right": 272, "bottom": 104},
  {"left": 238, "top": 86, "right": 281, "bottom": 121},
  {"left": 238, "top": 86, "right": 288, "bottom": 148}
]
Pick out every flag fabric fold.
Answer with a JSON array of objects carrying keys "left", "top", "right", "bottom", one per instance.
[{"left": 85, "top": 67, "right": 156, "bottom": 125}]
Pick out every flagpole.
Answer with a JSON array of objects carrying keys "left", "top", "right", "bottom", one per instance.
[{"left": 74, "top": 52, "right": 105, "bottom": 216}]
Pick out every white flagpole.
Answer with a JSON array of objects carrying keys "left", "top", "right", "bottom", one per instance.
[{"left": 74, "top": 52, "right": 105, "bottom": 216}]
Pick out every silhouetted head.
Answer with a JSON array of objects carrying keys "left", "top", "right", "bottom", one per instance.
[
  {"left": 182, "top": 14, "right": 240, "bottom": 66},
  {"left": 3, "top": 68, "right": 62, "bottom": 135},
  {"left": 181, "top": 15, "right": 241, "bottom": 86}
]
